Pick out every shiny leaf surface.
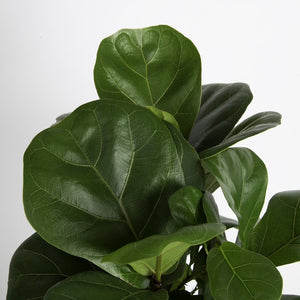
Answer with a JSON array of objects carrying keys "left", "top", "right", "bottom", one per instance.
[
  {"left": 23, "top": 99, "right": 203, "bottom": 269},
  {"left": 44, "top": 271, "right": 168, "bottom": 300},
  {"left": 103, "top": 224, "right": 225, "bottom": 278},
  {"left": 202, "top": 148, "right": 267, "bottom": 246},
  {"left": 168, "top": 186, "right": 203, "bottom": 226},
  {"left": 248, "top": 191, "right": 300, "bottom": 266},
  {"left": 94, "top": 25, "right": 202, "bottom": 138},
  {"left": 189, "top": 83, "right": 252, "bottom": 152},
  {"left": 200, "top": 111, "right": 281, "bottom": 158},
  {"left": 7, "top": 233, "right": 95, "bottom": 300},
  {"left": 207, "top": 242, "right": 282, "bottom": 300}
]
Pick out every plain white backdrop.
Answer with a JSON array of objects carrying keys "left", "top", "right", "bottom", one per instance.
[{"left": 1, "top": 0, "right": 299, "bottom": 297}]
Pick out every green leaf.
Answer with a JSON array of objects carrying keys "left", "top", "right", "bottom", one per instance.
[
  {"left": 94, "top": 261, "right": 150, "bottom": 289},
  {"left": 219, "top": 216, "right": 239, "bottom": 229},
  {"left": 168, "top": 186, "right": 203, "bottom": 226},
  {"left": 199, "top": 111, "right": 281, "bottom": 158},
  {"left": 189, "top": 83, "right": 252, "bottom": 152},
  {"left": 202, "top": 148, "right": 268, "bottom": 246},
  {"left": 146, "top": 106, "right": 180, "bottom": 130},
  {"left": 24, "top": 99, "right": 203, "bottom": 269},
  {"left": 207, "top": 242, "right": 282, "bottom": 300},
  {"left": 103, "top": 224, "right": 226, "bottom": 280},
  {"left": 6, "top": 233, "right": 95, "bottom": 300},
  {"left": 94, "top": 25, "right": 202, "bottom": 138},
  {"left": 44, "top": 271, "right": 169, "bottom": 300},
  {"left": 202, "top": 191, "right": 220, "bottom": 224},
  {"left": 248, "top": 191, "right": 300, "bottom": 266},
  {"left": 281, "top": 296, "right": 300, "bottom": 300}
]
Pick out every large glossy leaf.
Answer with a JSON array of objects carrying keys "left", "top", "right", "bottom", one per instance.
[
  {"left": 23, "top": 99, "right": 203, "bottom": 272},
  {"left": 189, "top": 83, "right": 252, "bottom": 152},
  {"left": 6, "top": 233, "right": 95, "bottom": 300},
  {"left": 168, "top": 186, "right": 203, "bottom": 226},
  {"left": 94, "top": 25, "right": 202, "bottom": 138},
  {"left": 44, "top": 271, "right": 168, "bottom": 300},
  {"left": 199, "top": 111, "right": 281, "bottom": 158},
  {"left": 103, "top": 224, "right": 225, "bottom": 280},
  {"left": 207, "top": 242, "right": 282, "bottom": 300},
  {"left": 202, "top": 148, "right": 268, "bottom": 246},
  {"left": 281, "top": 296, "right": 300, "bottom": 300},
  {"left": 248, "top": 191, "right": 300, "bottom": 266}
]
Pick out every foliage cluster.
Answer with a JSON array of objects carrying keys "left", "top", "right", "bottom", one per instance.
[{"left": 7, "top": 25, "right": 300, "bottom": 300}]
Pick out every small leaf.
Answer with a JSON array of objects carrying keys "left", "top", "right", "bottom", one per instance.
[
  {"left": 248, "top": 191, "right": 300, "bottom": 266},
  {"left": 202, "top": 191, "right": 220, "bottom": 224},
  {"left": 200, "top": 111, "right": 281, "bottom": 158},
  {"left": 207, "top": 242, "right": 282, "bottom": 300},
  {"left": 44, "top": 271, "right": 168, "bottom": 300},
  {"left": 168, "top": 186, "right": 203, "bottom": 226},
  {"left": 189, "top": 83, "right": 252, "bottom": 152},
  {"left": 103, "top": 224, "right": 226, "bottom": 279},
  {"left": 94, "top": 261, "right": 150, "bottom": 289},
  {"left": 219, "top": 216, "right": 239, "bottom": 229},
  {"left": 146, "top": 106, "right": 180, "bottom": 130},
  {"left": 6, "top": 233, "right": 95, "bottom": 300},
  {"left": 94, "top": 25, "right": 202, "bottom": 138},
  {"left": 202, "top": 148, "right": 267, "bottom": 246}
]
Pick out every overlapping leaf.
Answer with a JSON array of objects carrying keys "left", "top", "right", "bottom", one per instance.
[
  {"left": 202, "top": 148, "right": 267, "bottom": 246},
  {"left": 44, "top": 271, "right": 168, "bottom": 300},
  {"left": 94, "top": 25, "right": 202, "bottom": 138},
  {"left": 189, "top": 83, "right": 252, "bottom": 152},
  {"left": 199, "top": 111, "right": 281, "bottom": 158},
  {"left": 207, "top": 242, "right": 282, "bottom": 300},
  {"left": 23, "top": 99, "right": 203, "bottom": 273},
  {"left": 103, "top": 224, "right": 225, "bottom": 279},
  {"left": 248, "top": 191, "right": 300, "bottom": 266},
  {"left": 6, "top": 233, "right": 95, "bottom": 300},
  {"left": 168, "top": 186, "right": 203, "bottom": 226}
]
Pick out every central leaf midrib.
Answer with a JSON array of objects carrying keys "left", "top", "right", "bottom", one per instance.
[{"left": 65, "top": 128, "right": 139, "bottom": 241}]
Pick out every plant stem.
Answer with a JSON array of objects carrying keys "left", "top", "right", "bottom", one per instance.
[{"left": 156, "top": 255, "right": 162, "bottom": 282}]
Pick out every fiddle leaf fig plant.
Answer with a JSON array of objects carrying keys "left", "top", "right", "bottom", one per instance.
[{"left": 7, "top": 25, "right": 299, "bottom": 300}]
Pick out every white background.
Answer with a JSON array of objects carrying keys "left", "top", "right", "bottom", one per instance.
[{"left": 1, "top": 0, "right": 300, "bottom": 297}]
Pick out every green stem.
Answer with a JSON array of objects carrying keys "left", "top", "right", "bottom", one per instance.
[{"left": 155, "top": 255, "right": 162, "bottom": 282}]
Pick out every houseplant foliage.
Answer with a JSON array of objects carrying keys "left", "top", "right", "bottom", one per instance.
[{"left": 7, "top": 25, "right": 300, "bottom": 300}]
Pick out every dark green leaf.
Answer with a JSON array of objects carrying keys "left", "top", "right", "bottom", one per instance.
[
  {"left": 202, "top": 148, "right": 267, "bottom": 246},
  {"left": 103, "top": 224, "right": 226, "bottom": 279},
  {"left": 162, "top": 253, "right": 188, "bottom": 286},
  {"left": 281, "top": 296, "right": 300, "bottom": 300},
  {"left": 44, "top": 271, "right": 168, "bottom": 300},
  {"left": 189, "top": 83, "right": 252, "bottom": 152},
  {"left": 169, "top": 290, "right": 196, "bottom": 299},
  {"left": 248, "top": 191, "right": 300, "bottom": 266},
  {"left": 204, "top": 171, "right": 219, "bottom": 193},
  {"left": 94, "top": 25, "right": 202, "bottom": 138},
  {"left": 207, "top": 242, "right": 282, "bottom": 300},
  {"left": 6, "top": 233, "right": 95, "bottom": 300},
  {"left": 219, "top": 216, "right": 239, "bottom": 229},
  {"left": 202, "top": 192, "right": 220, "bottom": 224},
  {"left": 168, "top": 186, "right": 203, "bottom": 226},
  {"left": 199, "top": 111, "right": 281, "bottom": 158},
  {"left": 23, "top": 99, "right": 203, "bottom": 277}
]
